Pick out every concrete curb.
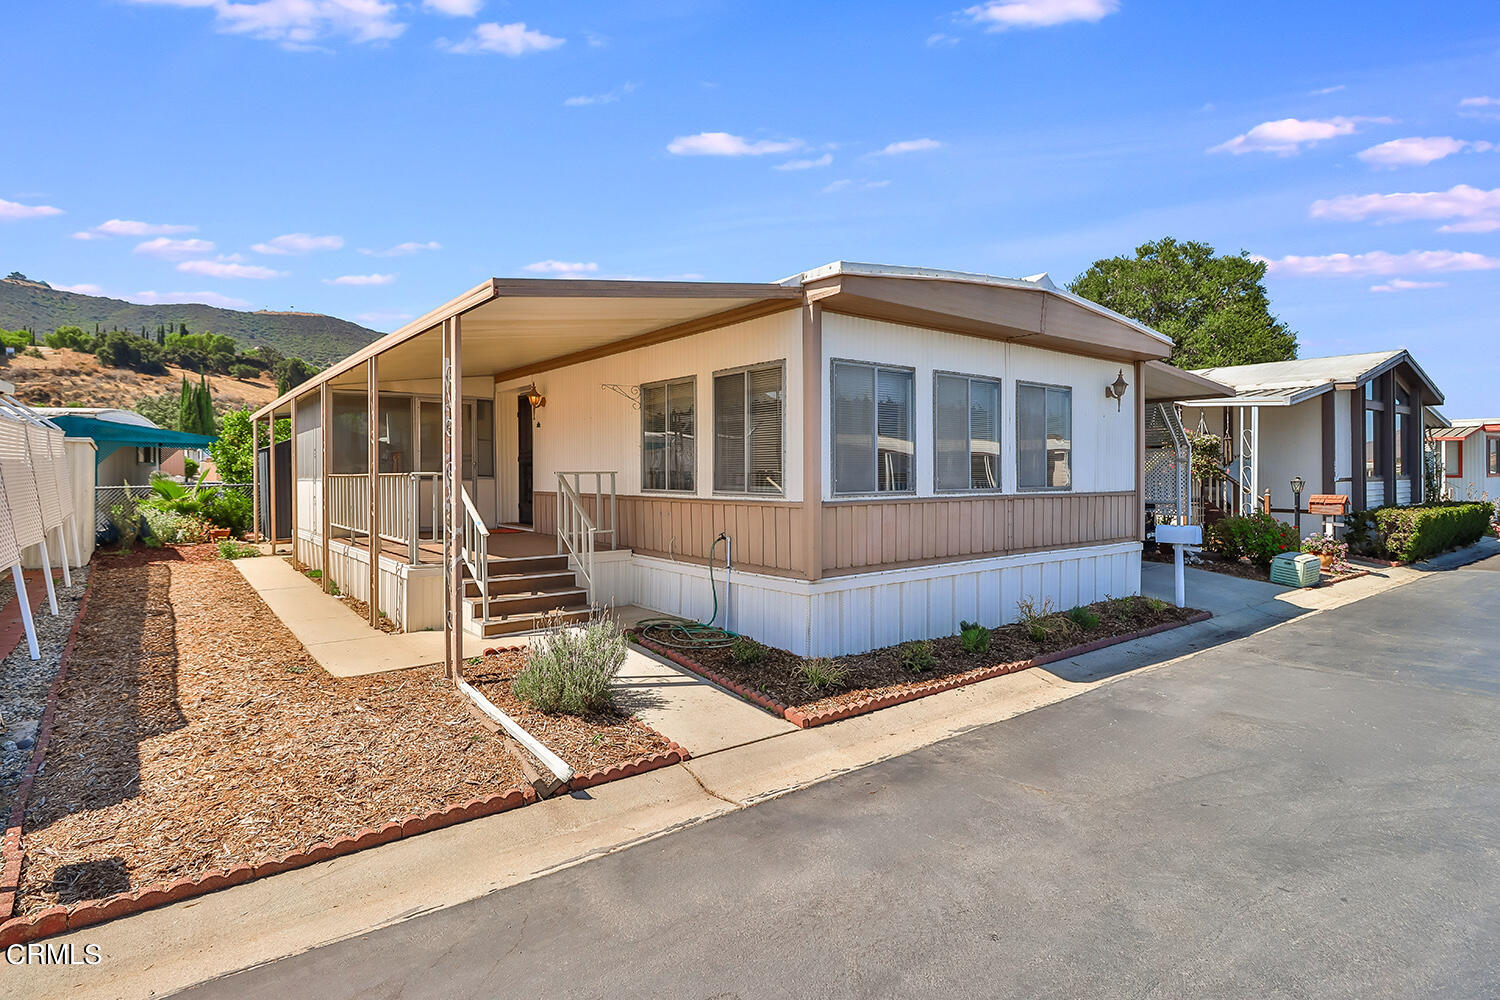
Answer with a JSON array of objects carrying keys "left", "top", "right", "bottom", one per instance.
[
  {"left": 0, "top": 570, "right": 92, "bottom": 922},
  {"left": 636, "top": 611, "right": 1214, "bottom": 730}
]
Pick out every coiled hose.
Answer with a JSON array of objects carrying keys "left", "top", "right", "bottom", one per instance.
[{"left": 634, "top": 534, "right": 739, "bottom": 649}]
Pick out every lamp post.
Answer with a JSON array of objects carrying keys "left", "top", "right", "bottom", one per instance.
[{"left": 1290, "top": 475, "right": 1305, "bottom": 537}]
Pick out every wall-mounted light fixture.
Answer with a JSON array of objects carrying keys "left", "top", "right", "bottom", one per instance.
[
  {"left": 524, "top": 382, "right": 545, "bottom": 427},
  {"left": 1105, "top": 369, "right": 1130, "bottom": 411}
]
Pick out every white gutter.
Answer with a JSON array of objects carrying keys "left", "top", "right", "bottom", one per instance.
[{"left": 457, "top": 679, "right": 576, "bottom": 786}]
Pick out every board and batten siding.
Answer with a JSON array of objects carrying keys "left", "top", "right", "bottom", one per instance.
[
  {"left": 818, "top": 312, "right": 1139, "bottom": 499},
  {"left": 495, "top": 307, "right": 805, "bottom": 524}
]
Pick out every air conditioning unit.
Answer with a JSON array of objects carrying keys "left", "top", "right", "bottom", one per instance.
[{"left": 1269, "top": 552, "right": 1320, "bottom": 588}]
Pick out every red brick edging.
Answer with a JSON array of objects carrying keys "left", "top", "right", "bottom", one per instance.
[
  {"left": 634, "top": 610, "right": 1214, "bottom": 730},
  {"left": 566, "top": 738, "right": 691, "bottom": 792}
]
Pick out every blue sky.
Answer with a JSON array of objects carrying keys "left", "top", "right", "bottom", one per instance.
[{"left": 3, "top": 0, "right": 1497, "bottom": 413}]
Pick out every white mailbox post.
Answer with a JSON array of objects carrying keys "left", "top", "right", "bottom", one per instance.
[{"left": 1154, "top": 523, "right": 1203, "bottom": 609}]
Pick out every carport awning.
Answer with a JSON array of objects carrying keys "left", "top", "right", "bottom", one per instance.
[{"left": 48, "top": 414, "right": 216, "bottom": 463}]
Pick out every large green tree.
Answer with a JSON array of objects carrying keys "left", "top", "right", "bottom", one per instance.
[
  {"left": 211, "top": 409, "right": 289, "bottom": 485},
  {"left": 1068, "top": 237, "right": 1298, "bottom": 370}
]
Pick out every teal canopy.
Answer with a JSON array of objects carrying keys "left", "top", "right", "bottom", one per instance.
[{"left": 48, "top": 414, "right": 217, "bottom": 463}]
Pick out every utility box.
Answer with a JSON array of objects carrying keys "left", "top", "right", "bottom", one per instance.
[{"left": 1270, "top": 551, "right": 1321, "bottom": 588}]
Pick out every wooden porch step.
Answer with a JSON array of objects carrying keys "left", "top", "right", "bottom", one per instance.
[
  {"left": 470, "top": 587, "right": 588, "bottom": 617},
  {"left": 464, "top": 571, "right": 578, "bottom": 598},
  {"left": 470, "top": 553, "right": 570, "bottom": 575},
  {"left": 473, "top": 607, "right": 593, "bottom": 638}
]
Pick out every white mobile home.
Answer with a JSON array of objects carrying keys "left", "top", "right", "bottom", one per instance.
[
  {"left": 1433, "top": 419, "right": 1500, "bottom": 501},
  {"left": 250, "top": 262, "right": 1211, "bottom": 661}
]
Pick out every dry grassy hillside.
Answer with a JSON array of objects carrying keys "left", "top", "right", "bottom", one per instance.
[{"left": 1, "top": 347, "right": 277, "bottom": 411}]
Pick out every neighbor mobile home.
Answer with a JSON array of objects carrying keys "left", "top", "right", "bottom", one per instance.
[
  {"left": 251, "top": 262, "right": 1207, "bottom": 661},
  {"left": 1433, "top": 419, "right": 1500, "bottom": 501},
  {"left": 1180, "top": 351, "right": 1447, "bottom": 525}
]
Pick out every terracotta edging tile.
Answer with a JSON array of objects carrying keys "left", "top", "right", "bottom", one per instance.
[{"left": 639, "top": 612, "right": 1213, "bottom": 731}]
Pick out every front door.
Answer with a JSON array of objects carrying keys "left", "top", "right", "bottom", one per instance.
[{"left": 517, "top": 395, "right": 534, "bottom": 525}]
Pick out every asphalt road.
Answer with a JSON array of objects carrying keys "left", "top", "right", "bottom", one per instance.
[{"left": 183, "top": 557, "right": 1500, "bottom": 1000}]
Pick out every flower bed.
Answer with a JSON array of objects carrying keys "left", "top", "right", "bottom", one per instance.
[{"left": 635, "top": 596, "right": 1208, "bottom": 728}]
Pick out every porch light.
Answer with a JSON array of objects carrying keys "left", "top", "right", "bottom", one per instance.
[
  {"left": 524, "top": 382, "right": 546, "bottom": 412},
  {"left": 1105, "top": 369, "right": 1129, "bottom": 411}
]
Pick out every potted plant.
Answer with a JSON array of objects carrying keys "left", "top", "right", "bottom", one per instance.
[{"left": 1302, "top": 533, "right": 1350, "bottom": 573}]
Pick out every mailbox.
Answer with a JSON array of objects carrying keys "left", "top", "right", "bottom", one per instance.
[
  {"left": 1307, "top": 494, "right": 1350, "bottom": 517},
  {"left": 1154, "top": 523, "right": 1203, "bottom": 546}
]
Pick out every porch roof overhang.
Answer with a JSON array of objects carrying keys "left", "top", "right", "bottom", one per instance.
[
  {"left": 1142, "top": 360, "right": 1233, "bottom": 402},
  {"left": 253, "top": 277, "right": 805, "bottom": 418},
  {"left": 1433, "top": 419, "right": 1500, "bottom": 441}
]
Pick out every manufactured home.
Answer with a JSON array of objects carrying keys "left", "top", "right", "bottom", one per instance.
[
  {"left": 1180, "top": 350, "right": 1447, "bottom": 525},
  {"left": 1433, "top": 419, "right": 1500, "bottom": 501},
  {"left": 250, "top": 262, "right": 1216, "bottom": 661}
]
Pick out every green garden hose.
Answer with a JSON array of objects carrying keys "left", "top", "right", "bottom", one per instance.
[{"left": 634, "top": 533, "right": 740, "bottom": 650}]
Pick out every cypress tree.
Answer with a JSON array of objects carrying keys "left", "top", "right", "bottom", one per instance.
[
  {"left": 197, "top": 373, "right": 216, "bottom": 436},
  {"left": 178, "top": 375, "right": 194, "bottom": 433}
]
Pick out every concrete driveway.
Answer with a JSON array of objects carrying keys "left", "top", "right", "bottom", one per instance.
[{"left": 180, "top": 555, "right": 1500, "bottom": 999}]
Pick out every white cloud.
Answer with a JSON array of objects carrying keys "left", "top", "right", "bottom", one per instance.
[
  {"left": 926, "top": 32, "right": 959, "bottom": 46},
  {"left": 522, "top": 260, "right": 599, "bottom": 275},
  {"left": 129, "top": 290, "right": 253, "bottom": 309},
  {"left": 422, "top": 0, "right": 480, "bottom": 15},
  {"left": 1309, "top": 84, "right": 1346, "bottom": 96},
  {"left": 821, "top": 178, "right": 888, "bottom": 194},
  {"left": 875, "top": 138, "right": 942, "bottom": 155},
  {"left": 1209, "top": 116, "right": 1390, "bottom": 156},
  {"left": 355, "top": 310, "right": 414, "bottom": 327},
  {"left": 1258, "top": 249, "right": 1500, "bottom": 278},
  {"left": 964, "top": 0, "right": 1119, "bottom": 30},
  {"left": 667, "top": 132, "right": 801, "bottom": 156},
  {"left": 126, "top": 0, "right": 406, "bottom": 49},
  {"left": 775, "top": 153, "right": 834, "bottom": 171},
  {"left": 1355, "top": 136, "right": 1489, "bottom": 168},
  {"left": 77, "top": 218, "right": 196, "bottom": 239},
  {"left": 324, "top": 273, "right": 395, "bottom": 285},
  {"left": 252, "top": 232, "right": 344, "bottom": 255},
  {"left": 359, "top": 240, "right": 442, "bottom": 256},
  {"left": 53, "top": 282, "right": 105, "bottom": 295},
  {"left": 1458, "top": 96, "right": 1500, "bottom": 119},
  {"left": 1370, "top": 278, "right": 1446, "bottom": 293},
  {"left": 134, "top": 236, "right": 216, "bottom": 259},
  {"left": 0, "top": 198, "right": 63, "bottom": 220},
  {"left": 444, "top": 21, "right": 564, "bottom": 55},
  {"left": 177, "top": 259, "right": 285, "bottom": 279},
  {"left": 1310, "top": 184, "right": 1500, "bottom": 233},
  {"left": 563, "top": 82, "right": 638, "bottom": 107}
]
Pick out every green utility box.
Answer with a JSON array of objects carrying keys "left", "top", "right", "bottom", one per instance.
[{"left": 1270, "top": 551, "right": 1321, "bottom": 588}]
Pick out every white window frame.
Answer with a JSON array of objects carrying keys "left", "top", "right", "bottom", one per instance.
[
  {"left": 640, "top": 375, "right": 697, "bottom": 493},
  {"left": 1015, "top": 380, "right": 1073, "bottom": 492},
  {"left": 712, "top": 360, "right": 786, "bottom": 497},
  {"left": 933, "top": 371, "right": 1002, "bottom": 493}
]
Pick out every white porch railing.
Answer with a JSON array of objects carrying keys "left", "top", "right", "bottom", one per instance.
[
  {"left": 555, "top": 471, "right": 616, "bottom": 549},
  {"left": 556, "top": 472, "right": 612, "bottom": 603},
  {"left": 460, "top": 484, "right": 490, "bottom": 610},
  {"left": 327, "top": 472, "right": 442, "bottom": 563}
]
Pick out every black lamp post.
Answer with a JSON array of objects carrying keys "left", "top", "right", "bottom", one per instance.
[{"left": 1290, "top": 475, "right": 1305, "bottom": 537}]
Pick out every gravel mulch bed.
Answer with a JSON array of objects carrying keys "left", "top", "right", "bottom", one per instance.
[
  {"left": 0, "top": 569, "right": 89, "bottom": 826},
  {"left": 466, "top": 650, "right": 676, "bottom": 775},
  {"left": 14, "top": 555, "right": 526, "bottom": 916},
  {"left": 658, "top": 596, "right": 1202, "bottom": 716}
]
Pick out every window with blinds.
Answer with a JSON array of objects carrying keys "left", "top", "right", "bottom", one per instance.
[
  {"left": 641, "top": 376, "right": 696, "bottom": 491},
  {"left": 714, "top": 362, "right": 784, "bottom": 494},
  {"left": 832, "top": 361, "right": 914, "bottom": 495},
  {"left": 934, "top": 374, "right": 1000, "bottom": 491},
  {"left": 1017, "top": 382, "right": 1072, "bottom": 490}
]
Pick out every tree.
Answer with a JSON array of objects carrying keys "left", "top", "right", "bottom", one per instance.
[
  {"left": 43, "top": 326, "right": 96, "bottom": 352},
  {"left": 134, "top": 391, "right": 179, "bottom": 431},
  {"left": 211, "top": 409, "right": 289, "bottom": 485},
  {"left": 196, "top": 373, "right": 217, "bottom": 436},
  {"left": 1068, "top": 237, "right": 1298, "bottom": 370},
  {"left": 274, "top": 356, "right": 318, "bottom": 395}
]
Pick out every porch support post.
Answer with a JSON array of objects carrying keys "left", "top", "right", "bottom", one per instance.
[
  {"left": 289, "top": 395, "right": 298, "bottom": 561},
  {"left": 1249, "top": 405, "right": 1260, "bottom": 517},
  {"left": 320, "top": 383, "right": 332, "bottom": 594},
  {"left": 1351, "top": 388, "right": 1366, "bottom": 510},
  {"left": 1134, "top": 360, "right": 1145, "bottom": 540},
  {"left": 268, "top": 405, "right": 279, "bottom": 554},
  {"left": 367, "top": 356, "right": 381, "bottom": 628},
  {"left": 251, "top": 415, "right": 260, "bottom": 542},
  {"left": 800, "top": 300, "right": 823, "bottom": 582},
  {"left": 442, "top": 315, "right": 464, "bottom": 682}
]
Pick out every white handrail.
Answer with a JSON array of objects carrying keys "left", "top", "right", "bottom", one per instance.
[
  {"left": 554, "top": 470, "right": 616, "bottom": 547},
  {"left": 555, "top": 473, "right": 596, "bottom": 603},
  {"left": 460, "top": 484, "right": 490, "bottom": 616},
  {"left": 328, "top": 471, "right": 441, "bottom": 564}
]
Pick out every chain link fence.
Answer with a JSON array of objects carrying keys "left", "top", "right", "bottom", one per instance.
[{"left": 94, "top": 483, "right": 253, "bottom": 527}]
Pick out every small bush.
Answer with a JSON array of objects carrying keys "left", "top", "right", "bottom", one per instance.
[
  {"left": 217, "top": 538, "right": 260, "bottom": 559},
  {"left": 109, "top": 488, "right": 142, "bottom": 553},
  {"left": 1016, "top": 596, "right": 1055, "bottom": 643},
  {"left": 799, "top": 657, "right": 848, "bottom": 691},
  {"left": 958, "top": 623, "right": 991, "bottom": 654},
  {"left": 729, "top": 635, "right": 767, "bottom": 665},
  {"left": 512, "top": 611, "right": 627, "bottom": 714},
  {"left": 1066, "top": 605, "right": 1099, "bottom": 631},
  {"left": 1143, "top": 596, "right": 1169, "bottom": 614},
  {"left": 900, "top": 640, "right": 937, "bottom": 673},
  {"left": 1205, "top": 512, "right": 1300, "bottom": 567},
  {"left": 202, "top": 489, "right": 253, "bottom": 535},
  {"left": 142, "top": 507, "right": 209, "bottom": 544},
  {"left": 1346, "top": 501, "right": 1494, "bottom": 562}
]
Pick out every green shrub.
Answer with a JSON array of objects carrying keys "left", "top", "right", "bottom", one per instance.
[
  {"left": 799, "top": 657, "right": 848, "bottom": 691},
  {"left": 1347, "top": 502, "right": 1495, "bottom": 562},
  {"left": 1016, "top": 596, "right": 1054, "bottom": 643},
  {"left": 142, "top": 507, "right": 209, "bottom": 544},
  {"left": 512, "top": 611, "right": 626, "bottom": 714},
  {"left": 1204, "top": 512, "right": 1300, "bottom": 567},
  {"left": 1066, "top": 605, "right": 1099, "bottom": 631},
  {"left": 729, "top": 635, "right": 766, "bottom": 665},
  {"left": 900, "top": 640, "right": 936, "bottom": 673},
  {"left": 201, "top": 489, "right": 252, "bottom": 534},
  {"left": 109, "top": 487, "right": 143, "bottom": 553},
  {"left": 958, "top": 623, "right": 991, "bottom": 654},
  {"left": 217, "top": 538, "right": 260, "bottom": 559}
]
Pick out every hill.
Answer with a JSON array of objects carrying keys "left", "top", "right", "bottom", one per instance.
[
  {"left": 1, "top": 346, "right": 277, "bottom": 413},
  {"left": 0, "top": 277, "right": 378, "bottom": 365}
]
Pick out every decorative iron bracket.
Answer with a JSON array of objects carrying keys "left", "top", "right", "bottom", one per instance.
[{"left": 601, "top": 383, "right": 641, "bottom": 409}]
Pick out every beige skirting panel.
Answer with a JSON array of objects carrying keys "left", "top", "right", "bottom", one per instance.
[
  {"left": 532, "top": 491, "right": 811, "bottom": 577},
  {"left": 820, "top": 491, "right": 1138, "bottom": 574}
]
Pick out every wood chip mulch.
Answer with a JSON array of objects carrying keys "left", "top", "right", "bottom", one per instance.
[
  {"left": 14, "top": 555, "right": 526, "bottom": 916},
  {"left": 668, "top": 596, "right": 1203, "bottom": 716},
  {"left": 466, "top": 650, "right": 676, "bottom": 775}
]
